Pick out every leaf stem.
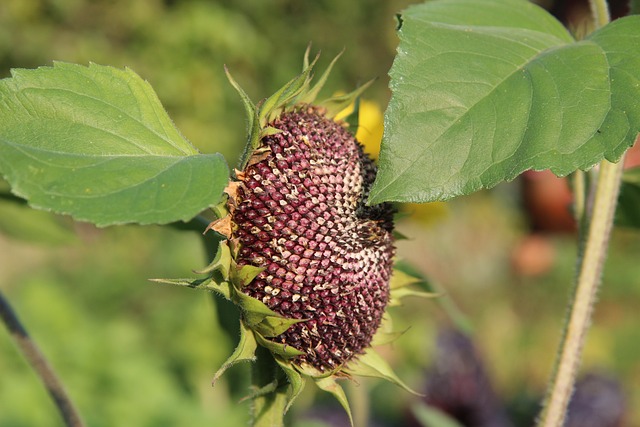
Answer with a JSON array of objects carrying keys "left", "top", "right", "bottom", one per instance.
[
  {"left": 537, "top": 159, "right": 625, "bottom": 427},
  {"left": 0, "top": 290, "right": 86, "bottom": 427}
]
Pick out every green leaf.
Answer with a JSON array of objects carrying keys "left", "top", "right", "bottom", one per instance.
[
  {"left": 212, "top": 320, "right": 258, "bottom": 385},
  {"left": 586, "top": 17, "right": 640, "bottom": 155},
  {"left": 370, "top": 0, "right": 640, "bottom": 203},
  {"left": 0, "top": 62, "right": 229, "bottom": 226},
  {"left": 616, "top": 167, "right": 640, "bottom": 228},
  {"left": 411, "top": 402, "right": 465, "bottom": 427}
]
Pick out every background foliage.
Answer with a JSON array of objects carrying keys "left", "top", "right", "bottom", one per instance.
[{"left": 1, "top": 0, "right": 639, "bottom": 426}]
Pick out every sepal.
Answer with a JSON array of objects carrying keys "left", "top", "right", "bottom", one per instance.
[
  {"left": 298, "top": 50, "right": 344, "bottom": 105},
  {"left": 255, "top": 333, "right": 305, "bottom": 359},
  {"left": 389, "top": 287, "right": 437, "bottom": 307},
  {"left": 224, "top": 66, "right": 261, "bottom": 170},
  {"left": 343, "top": 349, "right": 423, "bottom": 396},
  {"left": 149, "top": 277, "right": 232, "bottom": 300},
  {"left": 370, "top": 328, "right": 409, "bottom": 347},
  {"left": 321, "top": 79, "right": 374, "bottom": 118},
  {"left": 232, "top": 264, "right": 265, "bottom": 287},
  {"left": 231, "top": 287, "right": 305, "bottom": 337},
  {"left": 390, "top": 268, "right": 423, "bottom": 290},
  {"left": 388, "top": 267, "right": 436, "bottom": 306},
  {"left": 212, "top": 320, "right": 258, "bottom": 385},
  {"left": 258, "top": 54, "right": 319, "bottom": 126},
  {"left": 274, "top": 357, "right": 306, "bottom": 413},
  {"left": 314, "top": 376, "right": 354, "bottom": 427},
  {"left": 193, "top": 239, "right": 232, "bottom": 277}
]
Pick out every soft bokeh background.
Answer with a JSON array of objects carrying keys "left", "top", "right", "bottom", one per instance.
[{"left": 1, "top": 1, "right": 639, "bottom": 426}]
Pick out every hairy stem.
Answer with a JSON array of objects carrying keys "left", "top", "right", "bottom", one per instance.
[
  {"left": 537, "top": 2, "right": 620, "bottom": 425},
  {"left": 251, "top": 347, "right": 288, "bottom": 427},
  {"left": 538, "top": 158, "right": 625, "bottom": 427},
  {"left": 0, "top": 290, "right": 86, "bottom": 427},
  {"left": 347, "top": 379, "right": 370, "bottom": 427}
]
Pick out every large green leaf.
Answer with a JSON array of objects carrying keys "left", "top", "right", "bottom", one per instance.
[
  {"left": 0, "top": 62, "right": 229, "bottom": 226},
  {"left": 370, "top": 0, "right": 640, "bottom": 203}
]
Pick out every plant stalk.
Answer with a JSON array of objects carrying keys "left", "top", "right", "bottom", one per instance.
[
  {"left": 347, "top": 379, "right": 370, "bottom": 427},
  {"left": 251, "top": 346, "right": 288, "bottom": 427},
  {"left": 537, "top": 159, "right": 625, "bottom": 427},
  {"left": 0, "top": 290, "right": 86, "bottom": 427},
  {"left": 537, "top": 1, "right": 620, "bottom": 425}
]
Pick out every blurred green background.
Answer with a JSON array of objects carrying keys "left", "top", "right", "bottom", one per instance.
[{"left": 1, "top": 1, "right": 639, "bottom": 426}]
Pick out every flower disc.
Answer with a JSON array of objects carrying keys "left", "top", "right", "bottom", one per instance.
[{"left": 232, "top": 106, "right": 395, "bottom": 371}]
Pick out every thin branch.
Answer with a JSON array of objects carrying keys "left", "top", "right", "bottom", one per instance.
[{"left": 0, "top": 290, "right": 86, "bottom": 427}]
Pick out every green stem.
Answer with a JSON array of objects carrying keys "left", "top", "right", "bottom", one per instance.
[
  {"left": 251, "top": 347, "right": 288, "bottom": 427},
  {"left": 537, "top": 159, "right": 625, "bottom": 427},
  {"left": 0, "top": 290, "right": 86, "bottom": 427},
  {"left": 537, "top": 2, "right": 619, "bottom": 425},
  {"left": 347, "top": 380, "right": 370, "bottom": 427}
]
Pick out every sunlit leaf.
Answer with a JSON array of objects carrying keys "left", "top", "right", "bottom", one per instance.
[
  {"left": 370, "top": 0, "right": 640, "bottom": 203},
  {"left": 0, "top": 62, "right": 229, "bottom": 226}
]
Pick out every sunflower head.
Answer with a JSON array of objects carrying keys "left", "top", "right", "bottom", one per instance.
[{"left": 156, "top": 49, "right": 428, "bottom": 425}]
